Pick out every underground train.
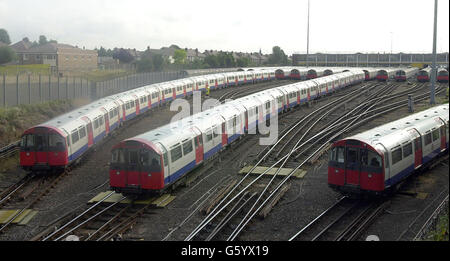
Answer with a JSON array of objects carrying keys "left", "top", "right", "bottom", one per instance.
[
  {"left": 109, "top": 70, "right": 366, "bottom": 194},
  {"left": 394, "top": 67, "right": 419, "bottom": 82},
  {"left": 19, "top": 68, "right": 281, "bottom": 172},
  {"left": 417, "top": 67, "right": 432, "bottom": 82},
  {"left": 437, "top": 68, "right": 449, "bottom": 83},
  {"left": 328, "top": 104, "right": 449, "bottom": 195},
  {"left": 376, "top": 68, "right": 397, "bottom": 81}
]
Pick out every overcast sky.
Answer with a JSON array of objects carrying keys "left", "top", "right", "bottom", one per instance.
[{"left": 1, "top": 0, "right": 448, "bottom": 55}]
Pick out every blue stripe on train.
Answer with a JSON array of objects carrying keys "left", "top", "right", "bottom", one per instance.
[
  {"left": 68, "top": 143, "right": 88, "bottom": 162},
  {"left": 164, "top": 160, "right": 196, "bottom": 185},
  {"left": 204, "top": 143, "right": 222, "bottom": 160}
]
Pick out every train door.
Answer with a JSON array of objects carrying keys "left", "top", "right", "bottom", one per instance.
[
  {"left": 122, "top": 104, "right": 126, "bottom": 121},
  {"left": 297, "top": 91, "right": 300, "bottom": 105},
  {"left": 183, "top": 85, "right": 187, "bottom": 97},
  {"left": 244, "top": 110, "right": 248, "bottom": 133},
  {"left": 194, "top": 134, "right": 204, "bottom": 164},
  {"left": 86, "top": 122, "right": 94, "bottom": 147},
  {"left": 307, "top": 88, "right": 311, "bottom": 101},
  {"left": 81, "top": 117, "right": 94, "bottom": 147},
  {"left": 34, "top": 132, "right": 48, "bottom": 164},
  {"left": 125, "top": 148, "right": 140, "bottom": 187},
  {"left": 414, "top": 137, "right": 422, "bottom": 169},
  {"left": 135, "top": 99, "right": 140, "bottom": 115},
  {"left": 345, "top": 146, "right": 360, "bottom": 185},
  {"left": 104, "top": 112, "right": 110, "bottom": 135},
  {"left": 172, "top": 88, "right": 176, "bottom": 100},
  {"left": 221, "top": 122, "right": 228, "bottom": 146},
  {"left": 440, "top": 125, "right": 446, "bottom": 151}
]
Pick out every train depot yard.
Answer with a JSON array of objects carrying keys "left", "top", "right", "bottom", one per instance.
[
  {"left": 0, "top": 2, "right": 449, "bottom": 256},
  {"left": 0, "top": 66, "right": 448, "bottom": 244}
]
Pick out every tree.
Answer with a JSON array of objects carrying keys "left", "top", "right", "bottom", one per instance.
[
  {"left": 0, "top": 46, "right": 16, "bottom": 64},
  {"left": 152, "top": 54, "right": 164, "bottom": 71},
  {"left": 112, "top": 48, "right": 134, "bottom": 63},
  {"left": 0, "top": 29, "right": 11, "bottom": 44},
  {"left": 39, "top": 35, "right": 48, "bottom": 45},
  {"left": 173, "top": 49, "right": 187, "bottom": 65},
  {"left": 268, "top": 46, "right": 288, "bottom": 65},
  {"left": 136, "top": 57, "right": 153, "bottom": 72}
]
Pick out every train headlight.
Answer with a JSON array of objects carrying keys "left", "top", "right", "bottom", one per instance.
[
  {"left": 368, "top": 174, "right": 372, "bottom": 178},
  {"left": 148, "top": 174, "right": 152, "bottom": 177},
  {"left": 26, "top": 152, "right": 30, "bottom": 156},
  {"left": 116, "top": 171, "right": 120, "bottom": 175}
]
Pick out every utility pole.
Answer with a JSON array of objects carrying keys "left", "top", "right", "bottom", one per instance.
[
  {"left": 306, "top": 0, "right": 310, "bottom": 67},
  {"left": 430, "top": 0, "right": 438, "bottom": 105}
]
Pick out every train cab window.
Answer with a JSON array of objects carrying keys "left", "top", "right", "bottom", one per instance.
[
  {"left": 329, "top": 146, "right": 345, "bottom": 163},
  {"left": 127, "top": 151, "right": 138, "bottom": 166},
  {"left": 131, "top": 101, "right": 135, "bottom": 108},
  {"left": 111, "top": 149, "right": 125, "bottom": 164},
  {"left": 368, "top": 151, "right": 381, "bottom": 167},
  {"left": 360, "top": 149, "right": 368, "bottom": 166},
  {"left": 94, "top": 119, "right": 99, "bottom": 129},
  {"left": 432, "top": 129, "right": 440, "bottom": 141},
  {"left": 346, "top": 147, "right": 358, "bottom": 165},
  {"left": 391, "top": 148, "right": 402, "bottom": 165},
  {"left": 21, "top": 134, "right": 35, "bottom": 151},
  {"left": 109, "top": 110, "right": 114, "bottom": 119}
]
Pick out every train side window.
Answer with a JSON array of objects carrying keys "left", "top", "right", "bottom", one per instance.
[
  {"left": 403, "top": 143, "right": 412, "bottom": 157},
  {"left": 213, "top": 126, "right": 219, "bottom": 138},
  {"left": 182, "top": 139, "right": 193, "bottom": 155},
  {"left": 391, "top": 147, "right": 402, "bottom": 165},
  {"left": 206, "top": 130, "right": 213, "bottom": 142},
  {"left": 170, "top": 145, "right": 182, "bottom": 162},
  {"left": 71, "top": 130, "right": 79, "bottom": 144},
  {"left": 424, "top": 133, "right": 432, "bottom": 145},
  {"left": 163, "top": 152, "right": 168, "bottom": 166},
  {"left": 78, "top": 127, "right": 86, "bottom": 139},
  {"left": 432, "top": 129, "right": 440, "bottom": 141},
  {"left": 109, "top": 110, "right": 114, "bottom": 119}
]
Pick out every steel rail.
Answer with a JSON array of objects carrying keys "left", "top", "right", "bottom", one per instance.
[
  {"left": 227, "top": 85, "right": 445, "bottom": 240},
  {"left": 184, "top": 82, "right": 372, "bottom": 241},
  {"left": 41, "top": 191, "right": 116, "bottom": 241}
]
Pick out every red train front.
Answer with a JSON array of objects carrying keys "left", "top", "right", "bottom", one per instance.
[
  {"left": 109, "top": 139, "right": 165, "bottom": 194},
  {"left": 328, "top": 139, "right": 384, "bottom": 194},
  {"left": 437, "top": 69, "right": 449, "bottom": 83},
  {"left": 20, "top": 126, "right": 68, "bottom": 172}
]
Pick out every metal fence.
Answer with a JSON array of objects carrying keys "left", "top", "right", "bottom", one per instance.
[
  {"left": 92, "top": 71, "right": 186, "bottom": 99},
  {"left": 1, "top": 71, "right": 187, "bottom": 107}
]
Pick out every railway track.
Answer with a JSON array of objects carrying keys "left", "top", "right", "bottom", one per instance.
[
  {"left": 183, "top": 80, "right": 446, "bottom": 241},
  {"left": 0, "top": 170, "right": 70, "bottom": 233},
  {"left": 288, "top": 196, "right": 389, "bottom": 241}
]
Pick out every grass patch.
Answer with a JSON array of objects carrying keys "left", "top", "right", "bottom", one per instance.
[
  {"left": 0, "top": 100, "right": 75, "bottom": 147},
  {"left": 75, "top": 69, "right": 133, "bottom": 82},
  {"left": 424, "top": 213, "right": 449, "bottom": 241}
]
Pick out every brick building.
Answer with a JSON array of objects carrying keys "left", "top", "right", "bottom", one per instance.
[{"left": 10, "top": 40, "right": 98, "bottom": 75}]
